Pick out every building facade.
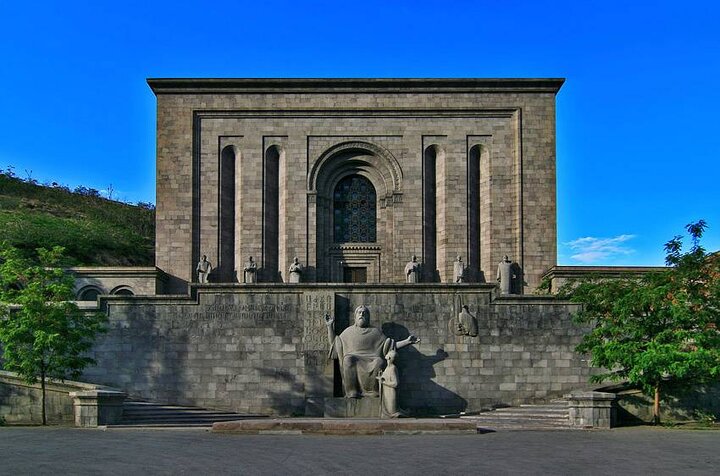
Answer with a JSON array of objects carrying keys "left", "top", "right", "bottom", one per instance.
[
  {"left": 149, "top": 78, "right": 563, "bottom": 293},
  {"left": 71, "top": 79, "right": 590, "bottom": 417}
]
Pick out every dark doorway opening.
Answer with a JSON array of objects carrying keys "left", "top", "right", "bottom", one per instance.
[{"left": 343, "top": 267, "right": 367, "bottom": 283}]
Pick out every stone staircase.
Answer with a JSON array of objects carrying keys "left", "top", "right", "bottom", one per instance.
[
  {"left": 107, "top": 400, "right": 266, "bottom": 428},
  {"left": 461, "top": 401, "right": 573, "bottom": 431},
  {"left": 107, "top": 399, "right": 572, "bottom": 430}
]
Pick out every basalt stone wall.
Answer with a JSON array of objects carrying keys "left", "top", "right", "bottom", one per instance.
[
  {"left": 83, "top": 284, "right": 593, "bottom": 416},
  {"left": 150, "top": 79, "right": 562, "bottom": 293}
]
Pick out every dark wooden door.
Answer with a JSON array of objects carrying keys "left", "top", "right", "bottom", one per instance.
[{"left": 343, "top": 267, "right": 367, "bottom": 283}]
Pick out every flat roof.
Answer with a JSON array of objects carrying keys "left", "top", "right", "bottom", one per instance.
[{"left": 147, "top": 78, "right": 565, "bottom": 95}]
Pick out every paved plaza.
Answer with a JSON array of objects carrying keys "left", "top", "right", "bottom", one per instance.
[{"left": 1, "top": 426, "right": 718, "bottom": 475}]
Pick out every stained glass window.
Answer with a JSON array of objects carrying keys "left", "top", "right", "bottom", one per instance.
[{"left": 333, "top": 175, "right": 377, "bottom": 243}]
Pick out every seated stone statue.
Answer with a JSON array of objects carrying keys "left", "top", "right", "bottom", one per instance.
[{"left": 324, "top": 305, "right": 419, "bottom": 399}]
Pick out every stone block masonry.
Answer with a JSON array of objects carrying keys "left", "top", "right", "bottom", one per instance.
[
  {"left": 149, "top": 79, "right": 563, "bottom": 293},
  {"left": 82, "top": 284, "right": 596, "bottom": 417}
]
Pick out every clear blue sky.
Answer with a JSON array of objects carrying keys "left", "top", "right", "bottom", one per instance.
[{"left": 1, "top": 1, "right": 718, "bottom": 266}]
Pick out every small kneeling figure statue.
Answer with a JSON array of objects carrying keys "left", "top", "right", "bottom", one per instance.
[{"left": 324, "top": 305, "right": 419, "bottom": 399}]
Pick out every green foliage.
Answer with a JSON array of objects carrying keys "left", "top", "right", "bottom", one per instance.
[
  {"left": 0, "top": 170, "right": 154, "bottom": 265},
  {"left": 560, "top": 221, "right": 720, "bottom": 422},
  {"left": 0, "top": 243, "right": 108, "bottom": 424},
  {"left": 693, "top": 409, "right": 717, "bottom": 427},
  {"left": 535, "top": 275, "right": 553, "bottom": 295}
]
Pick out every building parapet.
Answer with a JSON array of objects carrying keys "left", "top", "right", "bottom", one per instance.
[{"left": 542, "top": 265, "right": 668, "bottom": 294}]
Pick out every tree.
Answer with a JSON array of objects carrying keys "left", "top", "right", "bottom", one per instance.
[
  {"left": 0, "top": 244, "right": 107, "bottom": 425},
  {"left": 561, "top": 221, "right": 720, "bottom": 424}
]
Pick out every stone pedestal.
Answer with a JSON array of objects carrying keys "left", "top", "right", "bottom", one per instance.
[
  {"left": 324, "top": 397, "right": 380, "bottom": 418},
  {"left": 70, "top": 390, "right": 126, "bottom": 427},
  {"left": 568, "top": 391, "right": 617, "bottom": 429}
]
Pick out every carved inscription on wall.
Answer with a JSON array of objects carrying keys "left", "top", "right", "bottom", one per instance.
[
  {"left": 303, "top": 292, "right": 334, "bottom": 351},
  {"left": 173, "top": 293, "right": 302, "bottom": 335},
  {"left": 188, "top": 303, "right": 291, "bottom": 323}
]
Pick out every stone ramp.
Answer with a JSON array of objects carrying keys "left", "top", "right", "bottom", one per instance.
[
  {"left": 461, "top": 401, "right": 573, "bottom": 431},
  {"left": 213, "top": 418, "right": 478, "bottom": 435},
  {"left": 108, "top": 400, "right": 266, "bottom": 428}
]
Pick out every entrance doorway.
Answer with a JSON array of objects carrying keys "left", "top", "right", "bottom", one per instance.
[{"left": 343, "top": 267, "right": 367, "bottom": 283}]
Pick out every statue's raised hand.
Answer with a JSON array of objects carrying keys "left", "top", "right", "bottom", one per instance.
[
  {"left": 323, "top": 313, "right": 335, "bottom": 327},
  {"left": 395, "top": 333, "right": 420, "bottom": 350}
]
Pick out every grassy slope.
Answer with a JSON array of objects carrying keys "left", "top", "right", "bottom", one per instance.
[{"left": 0, "top": 174, "right": 154, "bottom": 266}]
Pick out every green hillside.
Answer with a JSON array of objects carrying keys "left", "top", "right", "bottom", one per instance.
[{"left": 0, "top": 170, "right": 154, "bottom": 266}]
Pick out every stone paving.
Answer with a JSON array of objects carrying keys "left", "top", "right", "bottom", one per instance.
[{"left": 1, "top": 426, "right": 718, "bottom": 475}]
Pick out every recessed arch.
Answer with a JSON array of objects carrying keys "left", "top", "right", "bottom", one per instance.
[
  {"left": 219, "top": 145, "right": 238, "bottom": 282},
  {"left": 423, "top": 144, "right": 444, "bottom": 282},
  {"left": 308, "top": 141, "right": 402, "bottom": 195},
  {"left": 77, "top": 285, "right": 104, "bottom": 301},
  {"left": 468, "top": 144, "right": 481, "bottom": 282},
  {"left": 110, "top": 285, "right": 135, "bottom": 296},
  {"left": 263, "top": 144, "right": 283, "bottom": 282},
  {"left": 309, "top": 141, "right": 403, "bottom": 283}
]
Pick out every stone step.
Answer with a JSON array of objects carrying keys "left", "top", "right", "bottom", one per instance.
[
  {"left": 121, "top": 414, "right": 256, "bottom": 422},
  {"left": 510, "top": 404, "right": 568, "bottom": 410},
  {"left": 123, "top": 402, "right": 240, "bottom": 411},
  {"left": 120, "top": 419, "right": 247, "bottom": 426},
  {"left": 122, "top": 410, "right": 250, "bottom": 417},
  {"left": 109, "top": 400, "right": 265, "bottom": 427},
  {"left": 461, "top": 403, "right": 573, "bottom": 431},
  {"left": 489, "top": 406, "right": 569, "bottom": 412},
  {"left": 477, "top": 411, "right": 569, "bottom": 418},
  {"left": 107, "top": 423, "right": 217, "bottom": 429}
]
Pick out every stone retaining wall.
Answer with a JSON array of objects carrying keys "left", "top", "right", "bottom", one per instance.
[
  {"left": 82, "top": 284, "right": 595, "bottom": 416},
  {"left": 0, "top": 371, "right": 107, "bottom": 425}
]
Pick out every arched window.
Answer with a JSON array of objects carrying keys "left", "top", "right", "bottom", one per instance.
[
  {"left": 111, "top": 286, "right": 135, "bottom": 296},
  {"left": 333, "top": 175, "right": 377, "bottom": 243},
  {"left": 77, "top": 286, "right": 103, "bottom": 301}
]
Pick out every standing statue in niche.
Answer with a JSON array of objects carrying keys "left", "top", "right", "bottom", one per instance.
[
  {"left": 244, "top": 256, "right": 257, "bottom": 284},
  {"left": 378, "top": 348, "right": 401, "bottom": 418},
  {"left": 196, "top": 255, "right": 212, "bottom": 284},
  {"left": 454, "top": 255, "right": 466, "bottom": 283},
  {"left": 449, "top": 304, "right": 479, "bottom": 337},
  {"left": 497, "top": 255, "right": 516, "bottom": 294},
  {"left": 324, "top": 305, "right": 419, "bottom": 398},
  {"left": 404, "top": 255, "right": 420, "bottom": 283},
  {"left": 288, "top": 257, "right": 303, "bottom": 283}
]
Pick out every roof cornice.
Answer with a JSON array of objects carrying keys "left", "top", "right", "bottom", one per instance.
[{"left": 147, "top": 78, "right": 565, "bottom": 95}]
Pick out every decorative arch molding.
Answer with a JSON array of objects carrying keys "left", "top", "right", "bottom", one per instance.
[
  {"left": 308, "top": 141, "right": 403, "bottom": 195},
  {"left": 110, "top": 285, "right": 135, "bottom": 296},
  {"left": 324, "top": 163, "right": 387, "bottom": 201},
  {"left": 77, "top": 285, "right": 105, "bottom": 301}
]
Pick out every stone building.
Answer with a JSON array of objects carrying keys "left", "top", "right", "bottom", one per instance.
[
  {"left": 70, "top": 79, "right": 601, "bottom": 417},
  {"left": 149, "top": 78, "right": 562, "bottom": 293}
]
